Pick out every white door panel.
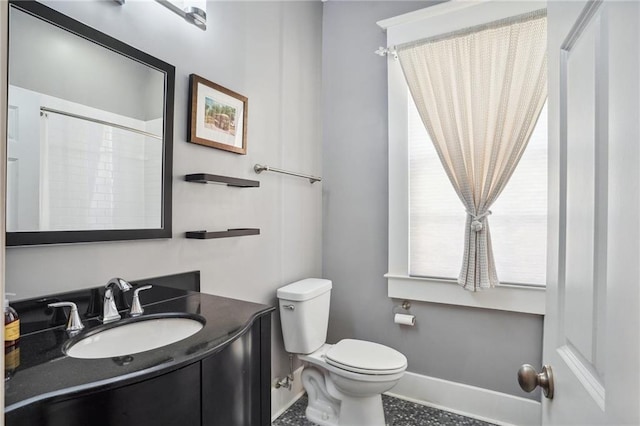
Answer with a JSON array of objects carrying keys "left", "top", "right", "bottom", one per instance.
[
  {"left": 562, "top": 0, "right": 604, "bottom": 383},
  {"left": 543, "top": 0, "right": 639, "bottom": 424}
]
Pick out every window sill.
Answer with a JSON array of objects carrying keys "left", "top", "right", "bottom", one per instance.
[{"left": 385, "top": 274, "right": 545, "bottom": 315}]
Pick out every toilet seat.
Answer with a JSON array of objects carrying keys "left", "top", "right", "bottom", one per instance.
[{"left": 325, "top": 339, "right": 407, "bottom": 375}]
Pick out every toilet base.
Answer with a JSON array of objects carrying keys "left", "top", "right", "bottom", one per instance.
[
  {"left": 338, "top": 393, "right": 386, "bottom": 426},
  {"left": 302, "top": 367, "right": 340, "bottom": 426},
  {"left": 301, "top": 366, "right": 387, "bottom": 426}
]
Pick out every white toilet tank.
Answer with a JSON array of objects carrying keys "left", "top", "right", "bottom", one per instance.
[{"left": 277, "top": 278, "right": 332, "bottom": 354}]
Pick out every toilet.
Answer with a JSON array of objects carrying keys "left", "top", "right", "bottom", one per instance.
[{"left": 277, "top": 278, "right": 407, "bottom": 426}]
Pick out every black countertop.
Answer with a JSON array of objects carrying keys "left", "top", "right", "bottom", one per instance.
[{"left": 5, "top": 286, "right": 274, "bottom": 413}]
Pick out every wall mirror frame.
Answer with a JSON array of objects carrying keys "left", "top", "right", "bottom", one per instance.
[{"left": 6, "top": 0, "right": 175, "bottom": 246}]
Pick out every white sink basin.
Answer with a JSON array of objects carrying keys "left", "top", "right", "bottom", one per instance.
[{"left": 65, "top": 316, "right": 204, "bottom": 359}]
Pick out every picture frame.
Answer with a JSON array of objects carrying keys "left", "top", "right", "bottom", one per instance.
[{"left": 187, "top": 74, "right": 248, "bottom": 154}]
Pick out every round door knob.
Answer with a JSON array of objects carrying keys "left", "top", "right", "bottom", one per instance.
[{"left": 518, "top": 364, "right": 554, "bottom": 399}]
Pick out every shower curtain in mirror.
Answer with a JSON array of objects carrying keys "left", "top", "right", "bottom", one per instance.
[{"left": 397, "top": 10, "right": 547, "bottom": 291}]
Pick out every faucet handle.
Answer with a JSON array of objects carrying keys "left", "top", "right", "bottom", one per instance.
[
  {"left": 48, "top": 302, "right": 85, "bottom": 333},
  {"left": 130, "top": 285, "right": 152, "bottom": 317}
]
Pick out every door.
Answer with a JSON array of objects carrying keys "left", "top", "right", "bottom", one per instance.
[{"left": 541, "top": 0, "right": 639, "bottom": 424}]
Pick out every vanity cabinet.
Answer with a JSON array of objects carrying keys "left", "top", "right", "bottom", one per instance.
[
  {"left": 5, "top": 313, "right": 272, "bottom": 426},
  {"left": 6, "top": 364, "right": 201, "bottom": 426},
  {"left": 202, "top": 316, "right": 271, "bottom": 425}
]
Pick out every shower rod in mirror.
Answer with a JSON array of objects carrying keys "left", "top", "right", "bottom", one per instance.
[{"left": 40, "top": 107, "right": 162, "bottom": 140}]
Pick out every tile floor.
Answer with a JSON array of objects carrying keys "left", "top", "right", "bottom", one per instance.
[{"left": 272, "top": 394, "right": 495, "bottom": 426}]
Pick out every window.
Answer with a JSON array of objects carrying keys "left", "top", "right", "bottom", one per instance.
[
  {"left": 408, "top": 96, "right": 548, "bottom": 286},
  {"left": 380, "top": 0, "right": 547, "bottom": 314}
]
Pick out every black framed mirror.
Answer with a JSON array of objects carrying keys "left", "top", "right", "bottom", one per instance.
[{"left": 6, "top": 1, "right": 174, "bottom": 246}]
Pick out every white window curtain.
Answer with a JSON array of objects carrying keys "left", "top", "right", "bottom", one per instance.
[{"left": 397, "top": 10, "right": 548, "bottom": 291}]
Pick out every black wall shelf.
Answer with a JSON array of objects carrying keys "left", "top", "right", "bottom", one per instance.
[
  {"left": 185, "top": 173, "right": 259, "bottom": 239},
  {"left": 185, "top": 173, "right": 259, "bottom": 188},
  {"left": 186, "top": 228, "right": 260, "bottom": 239}
]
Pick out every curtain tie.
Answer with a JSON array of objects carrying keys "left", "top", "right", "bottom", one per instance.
[{"left": 467, "top": 210, "right": 492, "bottom": 232}]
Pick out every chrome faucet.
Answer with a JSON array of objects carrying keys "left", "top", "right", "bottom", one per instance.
[{"left": 102, "top": 277, "right": 132, "bottom": 323}]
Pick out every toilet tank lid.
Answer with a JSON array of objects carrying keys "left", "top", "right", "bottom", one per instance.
[{"left": 277, "top": 278, "right": 332, "bottom": 301}]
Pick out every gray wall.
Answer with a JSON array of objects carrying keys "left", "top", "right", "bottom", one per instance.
[
  {"left": 5, "top": 0, "right": 323, "bottom": 381},
  {"left": 321, "top": 1, "right": 544, "bottom": 399}
]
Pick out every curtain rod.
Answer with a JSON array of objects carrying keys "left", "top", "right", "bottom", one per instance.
[{"left": 396, "top": 8, "right": 547, "bottom": 51}]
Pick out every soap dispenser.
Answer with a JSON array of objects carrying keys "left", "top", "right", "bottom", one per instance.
[
  {"left": 5, "top": 293, "right": 20, "bottom": 381},
  {"left": 4, "top": 293, "right": 20, "bottom": 348}
]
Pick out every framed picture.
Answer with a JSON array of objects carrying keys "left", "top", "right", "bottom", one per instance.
[{"left": 188, "top": 74, "right": 248, "bottom": 154}]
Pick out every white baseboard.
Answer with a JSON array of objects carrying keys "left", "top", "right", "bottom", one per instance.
[
  {"left": 386, "top": 371, "right": 541, "bottom": 426},
  {"left": 271, "top": 369, "right": 541, "bottom": 426},
  {"left": 271, "top": 366, "right": 305, "bottom": 422}
]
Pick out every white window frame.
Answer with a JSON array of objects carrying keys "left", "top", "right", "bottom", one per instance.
[{"left": 379, "top": 0, "right": 546, "bottom": 315}]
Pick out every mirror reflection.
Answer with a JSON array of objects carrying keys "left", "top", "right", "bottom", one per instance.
[{"left": 6, "top": 2, "right": 174, "bottom": 245}]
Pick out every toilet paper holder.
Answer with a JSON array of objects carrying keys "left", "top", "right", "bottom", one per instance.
[{"left": 392, "top": 300, "right": 416, "bottom": 326}]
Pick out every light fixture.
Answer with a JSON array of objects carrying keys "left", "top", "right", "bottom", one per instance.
[{"left": 155, "top": 0, "right": 207, "bottom": 30}]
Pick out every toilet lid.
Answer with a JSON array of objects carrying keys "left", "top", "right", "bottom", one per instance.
[{"left": 325, "top": 339, "right": 407, "bottom": 374}]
